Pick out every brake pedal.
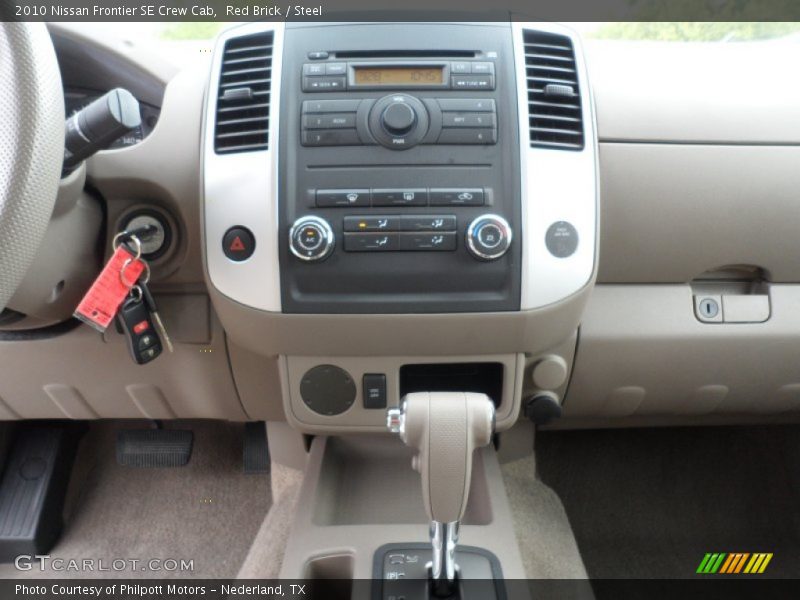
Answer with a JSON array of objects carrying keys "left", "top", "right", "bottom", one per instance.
[{"left": 116, "top": 429, "right": 193, "bottom": 468}]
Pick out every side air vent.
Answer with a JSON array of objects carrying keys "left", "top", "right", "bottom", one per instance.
[
  {"left": 523, "top": 30, "right": 584, "bottom": 150},
  {"left": 214, "top": 31, "right": 273, "bottom": 154}
]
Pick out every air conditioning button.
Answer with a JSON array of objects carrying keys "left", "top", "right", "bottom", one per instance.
[{"left": 289, "top": 216, "right": 335, "bottom": 261}]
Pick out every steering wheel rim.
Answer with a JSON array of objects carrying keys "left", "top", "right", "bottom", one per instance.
[{"left": 0, "top": 23, "right": 64, "bottom": 313}]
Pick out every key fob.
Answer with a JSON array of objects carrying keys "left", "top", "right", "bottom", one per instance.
[{"left": 117, "top": 295, "right": 163, "bottom": 365}]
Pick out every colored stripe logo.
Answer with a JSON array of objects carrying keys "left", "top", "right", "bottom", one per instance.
[{"left": 697, "top": 553, "right": 773, "bottom": 574}]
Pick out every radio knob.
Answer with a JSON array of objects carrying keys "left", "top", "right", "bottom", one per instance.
[
  {"left": 381, "top": 102, "right": 417, "bottom": 136},
  {"left": 289, "top": 216, "right": 334, "bottom": 262},
  {"left": 466, "top": 214, "right": 512, "bottom": 261}
]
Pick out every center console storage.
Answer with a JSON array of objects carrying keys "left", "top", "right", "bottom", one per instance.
[{"left": 279, "top": 436, "right": 526, "bottom": 583}]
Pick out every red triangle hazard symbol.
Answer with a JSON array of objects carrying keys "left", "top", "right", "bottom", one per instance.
[{"left": 230, "top": 236, "right": 246, "bottom": 252}]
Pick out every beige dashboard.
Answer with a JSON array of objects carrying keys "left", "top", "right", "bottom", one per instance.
[{"left": 0, "top": 24, "right": 798, "bottom": 427}]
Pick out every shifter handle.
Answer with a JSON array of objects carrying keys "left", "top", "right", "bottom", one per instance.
[{"left": 387, "top": 391, "right": 495, "bottom": 524}]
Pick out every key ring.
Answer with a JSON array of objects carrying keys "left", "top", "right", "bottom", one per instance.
[
  {"left": 114, "top": 233, "right": 146, "bottom": 289},
  {"left": 112, "top": 231, "right": 143, "bottom": 260},
  {"left": 120, "top": 257, "right": 150, "bottom": 289},
  {"left": 128, "top": 284, "right": 143, "bottom": 303}
]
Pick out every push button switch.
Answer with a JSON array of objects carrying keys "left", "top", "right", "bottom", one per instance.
[
  {"left": 222, "top": 227, "right": 255, "bottom": 262},
  {"left": 399, "top": 232, "right": 456, "bottom": 251},
  {"left": 429, "top": 189, "right": 484, "bottom": 206},
  {"left": 316, "top": 189, "right": 370, "bottom": 207},
  {"left": 344, "top": 216, "right": 401, "bottom": 232},
  {"left": 363, "top": 374, "right": 387, "bottom": 409},
  {"left": 372, "top": 189, "right": 428, "bottom": 207},
  {"left": 343, "top": 233, "right": 399, "bottom": 251}
]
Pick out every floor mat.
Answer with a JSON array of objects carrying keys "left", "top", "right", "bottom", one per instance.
[
  {"left": 536, "top": 425, "right": 800, "bottom": 579},
  {"left": 0, "top": 421, "right": 271, "bottom": 579}
]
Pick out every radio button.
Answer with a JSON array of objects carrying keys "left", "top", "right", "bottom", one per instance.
[
  {"left": 471, "top": 62, "right": 495, "bottom": 75},
  {"left": 303, "top": 113, "right": 357, "bottom": 129},
  {"left": 372, "top": 189, "right": 428, "bottom": 207},
  {"left": 437, "top": 98, "right": 496, "bottom": 112},
  {"left": 303, "top": 76, "right": 346, "bottom": 92},
  {"left": 303, "top": 99, "right": 361, "bottom": 113},
  {"left": 302, "top": 129, "right": 361, "bottom": 147},
  {"left": 438, "top": 128, "right": 497, "bottom": 145},
  {"left": 344, "top": 216, "right": 401, "bottom": 232},
  {"left": 451, "top": 62, "right": 471, "bottom": 74},
  {"left": 442, "top": 112, "right": 496, "bottom": 128},
  {"left": 401, "top": 215, "right": 457, "bottom": 231},
  {"left": 316, "top": 189, "right": 370, "bottom": 207},
  {"left": 451, "top": 75, "right": 495, "bottom": 90},
  {"left": 303, "top": 63, "right": 326, "bottom": 76},
  {"left": 308, "top": 51, "right": 329, "bottom": 60},
  {"left": 429, "top": 189, "right": 484, "bottom": 206},
  {"left": 399, "top": 232, "right": 457, "bottom": 251},
  {"left": 344, "top": 233, "right": 399, "bottom": 252},
  {"left": 326, "top": 63, "right": 347, "bottom": 75}
]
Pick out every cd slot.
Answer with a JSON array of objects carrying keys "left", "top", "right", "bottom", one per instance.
[{"left": 334, "top": 49, "right": 477, "bottom": 59}]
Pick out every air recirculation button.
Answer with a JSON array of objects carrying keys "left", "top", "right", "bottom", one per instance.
[{"left": 466, "top": 214, "right": 512, "bottom": 260}]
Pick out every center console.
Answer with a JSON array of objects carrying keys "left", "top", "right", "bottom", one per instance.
[
  {"left": 203, "top": 18, "right": 597, "bottom": 593},
  {"left": 203, "top": 20, "right": 598, "bottom": 429}
]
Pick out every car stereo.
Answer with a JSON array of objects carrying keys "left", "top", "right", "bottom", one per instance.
[{"left": 279, "top": 23, "right": 521, "bottom": 314}]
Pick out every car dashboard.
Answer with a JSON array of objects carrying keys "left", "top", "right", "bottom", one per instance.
[{"left": 1, "top": 20, "right": 799, "bottom": 433}]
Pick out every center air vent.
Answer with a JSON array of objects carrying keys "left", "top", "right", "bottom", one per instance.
[
  {"left": 523, "top": 30, "right": 584, "bottom": 150},
  {"left": 214, "top": 31, "right": 273, "bottom": 154}
]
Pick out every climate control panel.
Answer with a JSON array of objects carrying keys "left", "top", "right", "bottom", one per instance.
[{"left": 288, "top": 213, "right": 511, "bottom": 261}]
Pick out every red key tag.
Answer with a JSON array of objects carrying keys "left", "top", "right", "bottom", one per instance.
[{"left": 74, "top": 245, "right": 145, "bottom": 332}]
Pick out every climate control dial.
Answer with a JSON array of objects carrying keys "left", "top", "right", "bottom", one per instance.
[
  {"left": 289, "top": 216, "right": 335, "bottom": 261},
  {"left": 466, "top": 214, "right": 512, "bottom": 260}
]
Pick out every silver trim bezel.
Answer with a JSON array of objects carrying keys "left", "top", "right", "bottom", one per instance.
[
  {"left": 512, "top": 22, "right": 599, "bottom": 310},
  {"left": 202, "top": 22, "right": 285, "bottom": 312}
]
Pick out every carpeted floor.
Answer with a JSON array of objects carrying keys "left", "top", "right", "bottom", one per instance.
[
  {"left": 502, "top": 454, "right": 590, "bottom": 580},
  {"left": 0, "top": 421, "right": 272, "bottom": 579},
  {"left": 536, "top": 425, "right": 800, "bottom": 579}
]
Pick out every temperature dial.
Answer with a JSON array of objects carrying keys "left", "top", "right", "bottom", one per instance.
[
  {"left": 289, "top": 216, "right": 335, "bottom": 261},
  {"left": 466, "top": 214, "right": 512, "bottom": 261}
]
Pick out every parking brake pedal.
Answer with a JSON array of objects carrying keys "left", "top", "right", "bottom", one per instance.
[
  {"left": 0, "top": 423, "right": 86, "bottom": 562},
  {"left": 116, "top": 429, "right": 193, "bottom": 468}
]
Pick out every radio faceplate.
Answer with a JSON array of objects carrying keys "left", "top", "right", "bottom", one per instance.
[{"left": 279, "top": 23, "right": 521, "bottom": 314}]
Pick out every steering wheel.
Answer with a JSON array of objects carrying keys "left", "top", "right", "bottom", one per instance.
[{"left": 0, "top": 23, "right": 64, "bottom": 313}]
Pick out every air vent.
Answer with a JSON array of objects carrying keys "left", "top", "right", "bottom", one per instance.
[
  {"left": 523, "top": 30, "right": 584, "bottom": 150},
  {"left": 214, "top": 31, "right": 273, "bottom": 154}
]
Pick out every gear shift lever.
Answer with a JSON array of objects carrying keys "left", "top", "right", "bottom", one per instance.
[{"left": 387, "top": 392, "right": 495, "bottom": 596}]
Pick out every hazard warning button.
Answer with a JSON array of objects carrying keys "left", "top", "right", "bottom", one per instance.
[{"left": 222, "top": 226, "right": 255, "bottom": 262}]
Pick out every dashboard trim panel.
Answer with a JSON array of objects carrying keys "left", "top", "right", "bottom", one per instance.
[
  {"left": 203, "top": 22, "right": 285, "bottom": 313},
  {"left": 512, "top": 22, "right": 598, "bottom": 310}
]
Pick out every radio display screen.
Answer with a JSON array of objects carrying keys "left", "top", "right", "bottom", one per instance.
[{"left": 353, "top": 66, "right": 444, "bottom": 86}]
